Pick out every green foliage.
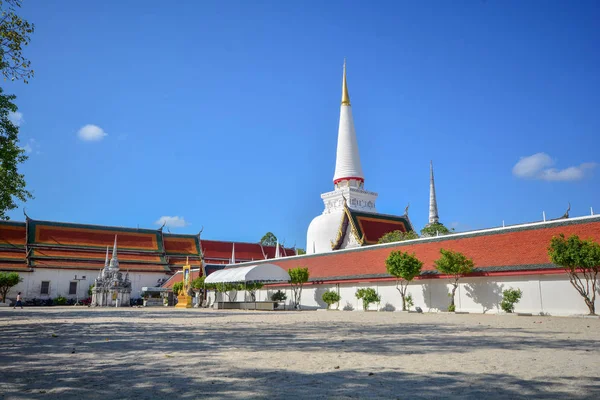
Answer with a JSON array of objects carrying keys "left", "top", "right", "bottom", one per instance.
[
  {"left": 54, "top": 296, "right": 67, "bottom": 305},
  {"left": 271, "top": 290, "right": 287, "bottom": 302},
  {"left": 0, "top": 88, "right": 32, "bottom": 220},
  {"left": 245, "top": 281, "right": 264, "bottom": 301},
  {"left": 548, "top": 234, "right": 600, "bottom": 315},
  {"left": 322, "top": 290, "right": 341, "bottom": 309},
  {"left": 288, "top": 267, "right": 309, "bottom": 309},
  {"left": 434, "top": 248, "right": 474, "bottom": 311},
  {"left": 260, "top": 232, "right": 278, "bottom": 247},
  {"left": 0, "top": 0, "right": 35, "bottom": 83},
  {"left": 88, "top": 284, "right": 94, "bottom": 297},
  {"left": 385, "top": 250, "right": 423, "bottom": 310},
  {"left": 0, "top": 271, "right": 21, "bottom": 302},
  {"left": 434, "top": 249, "right": 474, "bottom": 277},
  {"left": 405, "top": 293, "right": 414, "bottom": 309},
  {"left": 355, "top": 288, "right": 380, "bottom": 311},
  {"left": 500, "top": 288, "right": 523, "bottom": 313},
  {"left": 378, "top": 230, "right": 419, "bottom": 244},
  {"left": 191, "top": 276, "right": 205, "bottom": 290},
  {"left": 448, "top": 304, "right": 456, "bottom": 312},
  {"left": 296, "top": 248, "right": 306, "bottom": 255},
  {"left": 420, "top": 222, "right": 452, "bottom": 237},
  {"left": 214, "top": 282, "right": 244, "bottom": 301},
  {"left": 172, "top": 282, "right": 183, "bottom": 296}
]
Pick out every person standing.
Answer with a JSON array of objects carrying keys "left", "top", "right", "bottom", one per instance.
[{"left": 14, "top": 292, "right": 23, "bottom": 309}]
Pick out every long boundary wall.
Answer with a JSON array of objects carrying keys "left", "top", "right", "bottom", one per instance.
[{"left": 205, "top": 273, "right": 598, "bottom": 316}]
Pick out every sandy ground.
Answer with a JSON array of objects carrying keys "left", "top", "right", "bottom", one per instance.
[{"left": 0, "top": 308, "right": 599, "bottom": 400}]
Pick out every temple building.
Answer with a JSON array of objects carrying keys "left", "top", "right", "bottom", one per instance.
[
  {"left": 307, "top": 62, "right": 414, "bottom": 254},
  {"left": 91, "top": 237, "right": 132, "bottom": 307},
  {"left": 0, "top": 216, "right": 295, "bottom": 301}
]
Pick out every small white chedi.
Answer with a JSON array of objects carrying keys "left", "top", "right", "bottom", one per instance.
[{"left": 91, "top": 236, "right": 131, "bottom": 307}]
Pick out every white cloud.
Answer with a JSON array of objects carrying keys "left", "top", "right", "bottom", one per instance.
[
  {"left": 8, "top": 111, "right": 24, "bottom": 126},
  {"left": 154, "top": 216, "right": 190, "bottom": 228},
  {"left": 512, "top": 153, "right": 596, "bottom": 182},
  {"left": 77, "top": 124, "right": 108, "bottom": 141},
  {"left": 20, "top": 138, "right": 38, "bottom": 154}
]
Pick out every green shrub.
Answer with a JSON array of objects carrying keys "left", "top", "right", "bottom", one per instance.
[
  {"left": 88, "top": 284, "right": 94, "bottom": 296},
  {"left": 271, "top": 290, "right": 287, "bottom": 302},
  {"left": 322, "top": 290, "right": 341, "bottom": 309},
  {"left": 405, "top": 293, "right": 414, "bottom": 309},
  {"left": 172, "top": 282, "right": 183, "bottom": 296},
  {"left": 54, "top": 296, "right": 67, "bottom": 306},
  {"left": 501, "top": 288, "right": 523, "bottom": 313},
  {"left": 355, "top": 288, "right": 380, "bottom": 311},
  {"left": 448, "top": 304, "right": 456, "bottom": 312}
]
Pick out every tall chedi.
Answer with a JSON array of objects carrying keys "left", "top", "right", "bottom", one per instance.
[
  {"left": 421, "top": 161, "right": 450, "bottom": 237},
  {"left": 307, "top": 61, "right": 414, "bottom": 254},
  {"left": 428, "top": 161, "right": 439, "bottom": 225}
]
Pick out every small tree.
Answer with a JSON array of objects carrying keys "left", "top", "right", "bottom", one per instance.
[
  {"left": 260, "top": 232, "right": 278, "bottom": 247},
  {"left": 355, "top": 288, "right": 380, "bottom": 311},
  {"left": 548, "top": 234, "right": 600, "bottom": 315},
  {"left": 214, "top": 283, "right": 243, "bottom": 301},
  {"left": 385, "top": 251, "right": 423, "bottom": 311},
  {"left": 191, "top": 276, "right": 205, "bottom": 290},
  {"left": 378, "top": 230, "right": 419, "bottom": 244},
  {"left": 288, "top": 267, "right": 309, "bottom": 310},
  {"left": 434, "top": 249, "right": 474, "bottom": 312},
  {"left": 0, "top": 272, "right": 22, "bottom": 302},
  {"left": 172, "top": 282, "right": 183, "bottom": 296},
  {"left": 322, "top": 290, "right": 341, "bottom": 310},
  {"left": 245, "top": 282, "right": 264, "bottom": 302},
  {"left": 420, "top": 222, "right": 453, "bottom": 237},
  {"left": 88, "top": 284, "right": 94, "bottom": 297},
  {"left": 501, "top": 288, "right": 523, "bottom": 313},
  {"left": 271, "top": 290, "right": 287, "bottom": 302}
]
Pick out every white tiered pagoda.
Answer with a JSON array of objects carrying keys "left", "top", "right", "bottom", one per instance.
[
  {"left": 306, "top": 62, "right": 414, "bottom": 254},
  {"left": 91, "top": 236, "right": 132, "bottom": 307}
]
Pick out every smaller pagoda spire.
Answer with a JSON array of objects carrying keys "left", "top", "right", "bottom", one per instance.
[
  {"left": 230, "top": 243, "right": 236, "bottom": 264},
  {"left": 104, "top": 246, "right": 110, "bottom": 268},
  {"left": 109, "top": 235, "right": 119, "bottom": 269},
  {"left": 428, "top": 161, "right": 439, "bottom": 225},
  {"left": 274, "top": 239, "right": 280, "bottom": 258}
]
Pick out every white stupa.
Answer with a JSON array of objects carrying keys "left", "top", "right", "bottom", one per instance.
[{"left": 306, "top": 61, "right": 414, "bottom": 254}]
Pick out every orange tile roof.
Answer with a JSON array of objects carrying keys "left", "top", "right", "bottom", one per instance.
[{"left": 230, "top": 216, "right": 600, "bottom": 281}]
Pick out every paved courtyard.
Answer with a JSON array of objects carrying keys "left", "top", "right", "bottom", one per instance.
[{"left": 1, "top": 308, "right": 599, "bottom": 399}]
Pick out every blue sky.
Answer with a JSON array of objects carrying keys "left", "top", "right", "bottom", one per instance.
[{"left": 6, "top": 0, "right": 599, "bottom": 248}]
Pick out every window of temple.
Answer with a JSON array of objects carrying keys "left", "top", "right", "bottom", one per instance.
[
  {"left": 40, "top": 281, "right": 50, "bottom": 295},
  {"left": 69, "top": 281, "right": 77, "bottom": 295}
]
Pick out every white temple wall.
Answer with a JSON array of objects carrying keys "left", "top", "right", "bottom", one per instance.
[
  {"left": 4, "top": 269, "right": 169, "bottom": 302},
  {"left": 255, "top": 274, "right": 599, "bottom": 316}
]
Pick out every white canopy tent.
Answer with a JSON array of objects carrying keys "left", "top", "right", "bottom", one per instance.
[{"left": 204, "top": 263, "right": 290, "bottom": 284}]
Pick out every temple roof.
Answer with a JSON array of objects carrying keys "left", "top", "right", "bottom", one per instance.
[
  {"left": 0, "top": 218, "right": 296, "bottom": 274},
  {"left": 200, "top": 240, "right": 296, "bottom": 263},
  {"left": 332, "top": 205, "right": 414, "bottom": 249}
]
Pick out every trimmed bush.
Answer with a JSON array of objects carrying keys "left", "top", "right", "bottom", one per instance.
[
  {"left": 322, "top": 290, "right": 341, "bottom": 309},
  {"left": 355, "top": 288, "right": 380, "bottom": 311},
  {"left": 501, "top": 288, "right": 523, "bottom": 313}
]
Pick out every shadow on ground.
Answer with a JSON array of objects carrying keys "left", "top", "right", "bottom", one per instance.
[{"left": 0, "top": 308, "right": 598, "bottom": 399}]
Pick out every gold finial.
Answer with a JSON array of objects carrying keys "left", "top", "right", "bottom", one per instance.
[
  {"left": 186, "top": 256, "right": 189, "bottom": 265},
  {"left": 341, "top": 58, "right": 350, "bottom": 106}
]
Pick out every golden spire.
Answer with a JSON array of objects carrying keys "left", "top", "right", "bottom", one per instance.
[{"left": 341, "top": 58, "right": 350, "bottom": 106}]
